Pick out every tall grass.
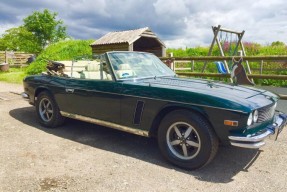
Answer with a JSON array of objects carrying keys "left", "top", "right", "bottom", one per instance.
[
  {"left": 167, "top": 42, "right": 287, "bottom": 57},
  {"left": 0, "top": 68, "right": 26, "bottom": 84}
]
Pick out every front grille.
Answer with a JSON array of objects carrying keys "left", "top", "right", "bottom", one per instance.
[{"left": 257, "top": 103, "right": 276, "bottom": 123}]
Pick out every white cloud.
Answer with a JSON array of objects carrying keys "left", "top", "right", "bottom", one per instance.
[
  {"left": 153, "top": 0, "right": 189, "bottom": 17},
  {"left": 0, "top": 0, "right": 286, "bottom": 48},
  {"left": 164, "top": 0, "right": 287, "bottom": 47},
  {"left": 0, "top": 24, "right": 17, "bottom": 35}
]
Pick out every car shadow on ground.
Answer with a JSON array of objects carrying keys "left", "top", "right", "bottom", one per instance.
[{"left": 10, "top": 106, "right": 262, "bottom": 183}]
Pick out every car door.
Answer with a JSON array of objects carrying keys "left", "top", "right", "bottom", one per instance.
[
  {"left": 64, "top": 79, "right": 122, "bottom": 123},
  {"left": 47, "top": 75, "right": 69, "bottom": 111},
  {"left": 63, "top": 56, "right": 122, "bottom": 124}
]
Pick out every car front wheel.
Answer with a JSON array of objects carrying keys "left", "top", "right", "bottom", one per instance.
[
  {"left": 158, "top": 110, "right": 218, "bottom": 170},
  {"left": 36, "top": 91, "right": 65, "bottom": 128}
]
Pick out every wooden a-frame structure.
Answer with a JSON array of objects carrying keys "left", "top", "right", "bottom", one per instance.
[{"left": 202, "top": 25, "right": 252, "bottom": 79}]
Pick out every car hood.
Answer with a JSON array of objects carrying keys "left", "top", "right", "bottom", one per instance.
[
  {"left": 125, "top": 77, "right": 278, "bottom": 112},
  {"left": 142, "top": 77, "right": 265, "bottom": 99}
]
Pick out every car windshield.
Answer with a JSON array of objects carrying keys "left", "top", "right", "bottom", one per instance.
[{"left": 107, "top": 52, "right": 175, "bottom": 80}]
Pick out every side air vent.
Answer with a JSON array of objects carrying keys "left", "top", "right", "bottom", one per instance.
[{"left": 133, "top": 100, "right": 145, "bottom": 125}]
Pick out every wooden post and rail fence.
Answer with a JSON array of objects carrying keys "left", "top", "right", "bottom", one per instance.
[
  {"left": 0, "top": 51, "right": 34, "bottom": 68},
  {"left": 160, "top": 55, "right": 287, "bottom": 100},
  {"left": 160, "top": 55, "right": 287, "bottom": 80}
]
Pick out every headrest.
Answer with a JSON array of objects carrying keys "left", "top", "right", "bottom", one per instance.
[
  {"left": 86, "top": 62, "right": 100, "bottom": 71},
  {"left": 118, "top": 64, "right": 131, "bottom": 70}
]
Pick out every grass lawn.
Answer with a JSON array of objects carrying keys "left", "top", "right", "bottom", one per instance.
[{"left": 0, "top": 67, "right": 27, "bottom": 84}]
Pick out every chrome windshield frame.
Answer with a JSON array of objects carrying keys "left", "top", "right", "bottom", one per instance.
[{"left": 106, "top": 51, "right": 176, "bottom": 81}]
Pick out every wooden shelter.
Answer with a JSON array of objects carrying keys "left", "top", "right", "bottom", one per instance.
[{"left": 90, "top": 27, "right": 166, "bottom": 57}]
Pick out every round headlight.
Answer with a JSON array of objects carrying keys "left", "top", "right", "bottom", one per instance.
[
  {"left": 253, "top": 110, "right": 258, "bottom": 123},
  {"left": 247, "top": 113, "right": 253, "bottom": 126}
]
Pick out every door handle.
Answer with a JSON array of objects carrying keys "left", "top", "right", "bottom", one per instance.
[{"left": 65, "top": 88, "right": 74, "bottom": 93}]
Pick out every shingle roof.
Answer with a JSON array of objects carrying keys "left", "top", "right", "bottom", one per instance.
[{"left": 90, "top": 27, "right": 165, "bottom": 46}]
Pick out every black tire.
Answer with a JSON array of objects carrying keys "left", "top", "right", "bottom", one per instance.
[
  {"left": 158, "top": 109, "right": 218, "bottom": 170},
  {"left": 35, "top": 91, "right": 65, "bottom": 128}
]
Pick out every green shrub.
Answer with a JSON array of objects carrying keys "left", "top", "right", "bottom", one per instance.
[
  {"left": 26, "top": 39, "right": 94, "bottom": 75},
  {"left": 167, "top": 42, "right": 287, "bottom": 57}
]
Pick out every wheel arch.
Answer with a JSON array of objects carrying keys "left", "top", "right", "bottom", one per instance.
[
  {"left": 149, "top": 104, "right": 214, "bottom": 138},
  {"left": 35, "top": 87, "right": 52, "bottom": 98},
  {"left": 34, "top": 86, "right": 65, "bottom": 128}
]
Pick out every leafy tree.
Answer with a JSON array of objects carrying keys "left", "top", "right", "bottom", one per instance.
[
  {"left": 23, "top": 9, "right": 67, "bottom": 50},
  {"left": 0, "top": 26, "right": 41, "bottom": 53}
]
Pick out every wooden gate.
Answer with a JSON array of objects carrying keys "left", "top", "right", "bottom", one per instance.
[{"left": 0, "top": 51, "right": 34, "bottom": 67}]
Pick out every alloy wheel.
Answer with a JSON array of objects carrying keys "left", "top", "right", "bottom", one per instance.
[
  {"left": 39, "top": 98, "right": 53, "bottom": 122},
  {"left": 166, "top": 122, "right": 201, "bottom": 160}
]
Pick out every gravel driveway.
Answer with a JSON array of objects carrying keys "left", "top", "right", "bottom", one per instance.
[{"left": 1, "top": 82, "right": 287, "bottom": 192}]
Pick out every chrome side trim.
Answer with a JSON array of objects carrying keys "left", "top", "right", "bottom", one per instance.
[{"left": 60, "top": 111, "right": 149, "bottom": 137}]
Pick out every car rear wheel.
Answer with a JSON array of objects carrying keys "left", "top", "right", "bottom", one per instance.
[
  {"left": 158, "top": 110, "right": 218, "bottom": 170},
  {"left": 36, "top": 91, "right": 65, "bottom": 128}
]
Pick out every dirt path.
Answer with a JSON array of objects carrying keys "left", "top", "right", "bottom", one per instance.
[
  {"left": 0, "top": 81, "right": 23, "bottom": 93},
  {"left": 1, "top": 82, "right": 287, "bottom": 191}
]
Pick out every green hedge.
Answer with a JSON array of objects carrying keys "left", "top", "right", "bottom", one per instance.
[
  {"left": 167, "top": 42, "right": 287, "bottom": 57},
  {"left": 26, "top": 39, "right": 94, "bottom": 75}
]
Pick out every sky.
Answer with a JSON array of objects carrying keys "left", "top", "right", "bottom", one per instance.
[{"left": 0, "top": 0, "right": 286, "bottom": 48}]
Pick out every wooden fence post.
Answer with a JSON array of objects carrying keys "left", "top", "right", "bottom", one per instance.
[
  {"left": 169, "top": 52, "right": 175, "bottom": 71},
  {"left": 5, "top": 51, "right": 8, "bottom": 63},
  {"left": 260, "top": 60, "right": 263, "bottom": 74},
  {"left": 191, "top": 60, "right": 194, "bottom": 71}
]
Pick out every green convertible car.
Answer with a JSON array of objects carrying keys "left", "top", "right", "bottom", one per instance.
[{"left": 22, "top": 51, "right": 287, "bottom": 170}]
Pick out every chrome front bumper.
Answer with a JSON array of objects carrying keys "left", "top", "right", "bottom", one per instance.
[{"left": 228, "top": 113, "right": 287, "bottom": 149}]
